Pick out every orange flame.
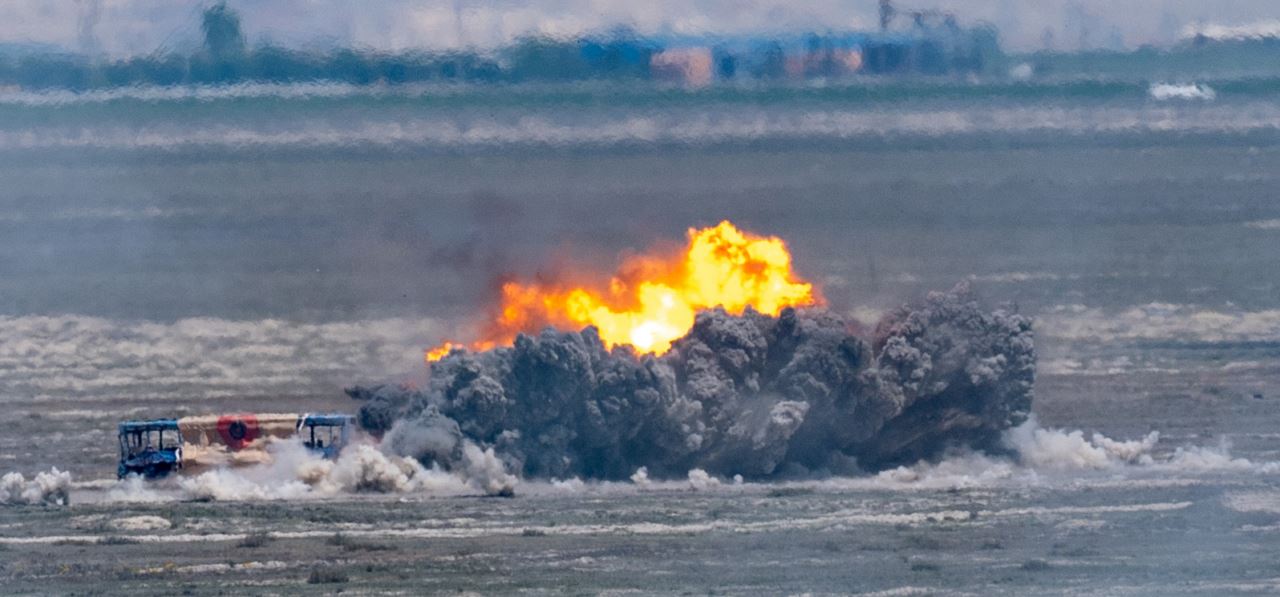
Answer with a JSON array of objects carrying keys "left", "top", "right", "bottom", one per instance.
[{"left": 427, "top": 220, "right": 819, "bottom": 361}]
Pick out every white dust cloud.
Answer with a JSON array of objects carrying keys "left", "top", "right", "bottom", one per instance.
[{"left": 0, "top": 467, "right": 72, "bottom": 505}]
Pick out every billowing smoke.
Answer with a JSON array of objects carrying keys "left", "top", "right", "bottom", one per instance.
[
  {"left": 99, "top": 439, "right": 511, "bottom": 503},
  {"left": 1, "top": 468, "right": 72, "bottom": 506},
  {"left": 349, "top": 284, "right": 1035, "bottom": 483}
]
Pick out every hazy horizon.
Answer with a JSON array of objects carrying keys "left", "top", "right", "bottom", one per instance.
[{"left": 5, "top": 0, "right": 1280, "bottom": 58}]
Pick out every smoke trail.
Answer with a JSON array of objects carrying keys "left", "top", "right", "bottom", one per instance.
[
  {"left": 352, "top": 283, "right": 1035, "bottom": 482},
  {"left": 139, "top": 439, "right": 506, "bottom": 502}
]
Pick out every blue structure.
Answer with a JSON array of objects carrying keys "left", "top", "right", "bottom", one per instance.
[
  {"left": 117, "top": 419, "right": 183, "bottom": 479},
  {"left": 648, "top": 26, "right": 996, "bottom": 80},
  {"left": 296, "top": 413, "right": 354, "bottom": 460}
]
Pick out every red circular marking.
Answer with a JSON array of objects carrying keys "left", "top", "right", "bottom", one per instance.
[{"left": 216, "top": 414, "right": 260, "bottom": 450}]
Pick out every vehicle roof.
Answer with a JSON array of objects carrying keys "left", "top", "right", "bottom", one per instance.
[
  {"left": 300, "top": 413, "right": 354, "bottom": 427},
  {"left": 118, "top": 419, "right": 180, "bottom": 432}
]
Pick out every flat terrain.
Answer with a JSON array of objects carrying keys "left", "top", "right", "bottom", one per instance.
[
  {"left": 4, "top": 467, "right": 1280, "bottom": 596},
  {"left": 3, "top": 85, "right": 1279, "bottom": 595}
]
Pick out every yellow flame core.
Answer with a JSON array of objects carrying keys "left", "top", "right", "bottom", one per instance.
[
  {"left": 425, "top": 342, "right": 458, "bottom": 362},
  {"left": 426, "top": 220, "right": 818, "bottom": 362}
]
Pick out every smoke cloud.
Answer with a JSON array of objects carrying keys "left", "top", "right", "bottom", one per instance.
[
  {"left": 108, "top": 439, "right": 508, "bottom": 502},
  {"left": 1, "top": 467, "right": 71, "bottom": 506},
  {"left": 350, "top": 283, "right": 1035, "bottom": 483}
]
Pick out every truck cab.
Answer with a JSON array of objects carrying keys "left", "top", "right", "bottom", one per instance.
[
  {"left": 296, "top": 413, "right": 353, "bottom": 459},
  {"left": 117, "top": 419, "right": 183, "bottom": 479}
]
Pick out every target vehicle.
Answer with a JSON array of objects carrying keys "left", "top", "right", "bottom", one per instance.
[
  {"left": 117, "top": 419, "right": 183, "bottom": 479},
  {"left": 297, "top": 413, "right": 353, "bottom": 459},
  {"left": 116, "top": 413, "right": 354, "bottom": 478}
]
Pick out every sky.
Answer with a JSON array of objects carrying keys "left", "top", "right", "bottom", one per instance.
[{"left": 3, "top": 1, "right": 1280, "bottom": 57}]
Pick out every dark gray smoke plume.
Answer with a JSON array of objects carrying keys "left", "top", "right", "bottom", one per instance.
[{"left": 348, "top": 284, "right": 1034, "bottom": 481}]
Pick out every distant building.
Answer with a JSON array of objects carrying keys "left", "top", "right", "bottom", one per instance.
[
  {"left": 0, "top": 1, "right": 1003, "bottom": 90},
  {"left": 650, "top": 48, "right": 714, "bottom": 86}
]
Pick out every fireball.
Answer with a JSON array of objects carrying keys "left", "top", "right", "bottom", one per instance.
[{"left": 428, "top": 220, "right": 818, "bottom": 360}]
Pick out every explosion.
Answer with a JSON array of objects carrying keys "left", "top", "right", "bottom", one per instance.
[
  {"left": 373, "top": 222, "right": 1034, "bottom": 485},
  {"left": 428, "top": 220, "right": 818, "bottom": 360},
  {"left": 354, "top": 283, "right": 1037, "bottom": 481}
]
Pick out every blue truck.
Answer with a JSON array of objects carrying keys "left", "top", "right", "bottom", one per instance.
[
  {"left": 296, "top": 413, "right": 354, "bottom": 460},
  {"left": 117, "top": 413, "right": 355, "bottom": 479},
  {"left": 117, "top": 419, "right": 183, "bottom": 479}
]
